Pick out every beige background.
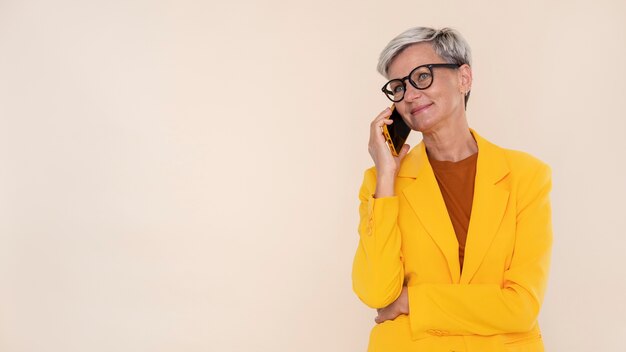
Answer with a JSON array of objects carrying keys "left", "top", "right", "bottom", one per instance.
[{"left": 1, "top": 0, "right": 625, "bottom": 351}]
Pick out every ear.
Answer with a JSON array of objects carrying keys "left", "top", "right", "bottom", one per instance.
[{"left": 457, "top": 64, "right": 473, "bottom": 94}]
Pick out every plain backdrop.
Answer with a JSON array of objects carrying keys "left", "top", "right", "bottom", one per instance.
[{"left": 1, "top": 0, "right": 625, "bottom": 351}]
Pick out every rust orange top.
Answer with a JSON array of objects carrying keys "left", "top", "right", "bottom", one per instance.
[{"left": 429, "top": 152, "right": 478, "bottom": 273}]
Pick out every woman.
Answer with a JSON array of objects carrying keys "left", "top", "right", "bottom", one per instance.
[{"left": 352, "top": 27, "right": 552, "bottom": 351}]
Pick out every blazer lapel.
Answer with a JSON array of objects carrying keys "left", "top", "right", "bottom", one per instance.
[
  {"left": 400, "top": 143, "right": 461, "bottom": 283},
  {"left": 460, "top": 130, "right": 510, "bottom": 284}
]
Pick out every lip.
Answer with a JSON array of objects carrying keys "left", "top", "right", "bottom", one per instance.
[{"left": 410, "top": 103, "right": 433, "bottom": 115}]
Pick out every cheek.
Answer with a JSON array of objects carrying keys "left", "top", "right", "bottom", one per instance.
[
  {"left": 397, "top": 105, "right": 412, "bottom": 123},
  {"left": 398, "top": 105, "right": 410, "bottom": 117},
  {"left": 398, "top": 108, "right": 419, "bottom": 130},
  {"left": 428, "top": 88, "right": 456, "bottom": 109}
]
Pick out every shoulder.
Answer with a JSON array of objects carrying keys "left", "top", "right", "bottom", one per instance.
[
  {"left": 502, "top": 148, "right": 551, "bottom": 176},
  {"left": 473, "top": 129, "right": 550, "bottom": 175},
  {"left": 474, "top": 130, "right": 551, "bottom": 188},
  {"left": 493, "top": 145, "right": 552, "bottom": 194}
]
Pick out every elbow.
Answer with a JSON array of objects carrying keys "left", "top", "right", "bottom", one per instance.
[
  {"left": 517, "top": 300, "right": 541, "bottom": 331},
  {"left": 351, "top": 240, "right": 404, "bottom": 309},
  {"left": 352, "top": 271, "right": 403, "bottom": 309},
  {"left": 502, "top": 287, "right": 542, "bottom": 332},
  {"left": 505, "top": 305, "right": 540, "bottom": 332},
  {"left": 353, "top": 284, "right": 400, "bottom": 309}
]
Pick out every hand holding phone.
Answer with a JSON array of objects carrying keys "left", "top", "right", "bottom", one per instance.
[
  {"left": 368, "top": 105, "right": 411, "bottom": 197},
  {"left": 381, "top": 104, "right": 411, "bottom": 157}
]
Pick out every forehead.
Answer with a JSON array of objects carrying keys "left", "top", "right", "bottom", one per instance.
[{"left": 387, "top": 42, "right": 444, "bottom": 79}]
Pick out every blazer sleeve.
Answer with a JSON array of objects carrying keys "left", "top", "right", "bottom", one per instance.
[
  {"left": 352, "top": 168, "right": 405, "bottom": 309},
  {"left": 407, "top": 162, "right": 553, "bottom": 338}
]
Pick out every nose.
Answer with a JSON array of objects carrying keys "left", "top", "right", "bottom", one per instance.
[{"left": 403, "top": 82, "right": 422, "bottom": 102}]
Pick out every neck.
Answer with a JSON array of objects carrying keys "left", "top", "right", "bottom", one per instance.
[{"left": 422, "top": 119, "right": 477, "bottom": 162}]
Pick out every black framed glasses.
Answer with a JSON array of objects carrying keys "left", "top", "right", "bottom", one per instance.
[{"left": 381, "top": 63, "right": 461, "bottom": 102}]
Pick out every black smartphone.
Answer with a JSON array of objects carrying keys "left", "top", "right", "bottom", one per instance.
[{"left": 381, "top": 104, "right": 411, "bottom": 156}]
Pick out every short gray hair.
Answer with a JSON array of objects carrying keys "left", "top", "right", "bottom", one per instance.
[
  {"left": 377, "top": 27, "right": 472, "bottom": 77},
  {"left": 377, "top": 27, "right": 473, "bottom": 106}
]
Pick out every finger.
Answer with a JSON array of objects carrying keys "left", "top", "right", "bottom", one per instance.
[
  {"left": 370, "top": 108, "right": 392, "bottom": 127},
  {"left": 374, "top": 119, "right": 394, "bottom": 136},
  {"left": 370, "top": 123, "right": 393, "bottom": 146},
  {"left": 376, "top": 107, "right": 392, "bottom": 119},
  {"left": 375, "top": 311, "right": 389, "bottom": 324},
  {"left": 371, "top": 116, "right": 394, "bottom": 137}
]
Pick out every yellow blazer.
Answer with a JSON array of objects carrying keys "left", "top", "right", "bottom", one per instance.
[{"left": 352, "top": 130, "right": 552, "bottom": 352}]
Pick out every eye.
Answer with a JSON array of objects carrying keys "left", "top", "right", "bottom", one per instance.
[
  {"left": 392, "top": 85, "right": 405, "bottom": 94},
  {"left": 386, "top": 81, "right": 404, "bottom": 94},
  {"left": 417, "top": 72, "right": 431, "bottom": 81}
]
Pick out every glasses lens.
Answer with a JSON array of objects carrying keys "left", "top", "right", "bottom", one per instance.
[
  {"left": 384, "top": 80, "right": 405, "bottom": 102},
  {"left": 410, "top": 66, "right": 433, "bottom": 89}
]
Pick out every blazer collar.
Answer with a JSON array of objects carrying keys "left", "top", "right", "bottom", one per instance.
[
  {"left": 399, "top": 129, "right": 511, "bottom": 283},
  {"left": 397, "top": 129, "right": 508, "bottom": 179}
]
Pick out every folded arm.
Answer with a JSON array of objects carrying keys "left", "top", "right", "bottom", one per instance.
[{"left": 408, "top": 163, "right": 553, "bottom": 337}]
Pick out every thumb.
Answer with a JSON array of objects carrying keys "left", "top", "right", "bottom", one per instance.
[{"left": 398, "top": 144, "right": 410, "bottom": 159}]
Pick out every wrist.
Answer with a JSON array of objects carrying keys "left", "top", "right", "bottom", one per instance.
[
  {"left": 374, "top": 175, "right": 395, "bottom": 198},
  {"left": 401, "top": 286, "right": 409, "bottom": 314}
]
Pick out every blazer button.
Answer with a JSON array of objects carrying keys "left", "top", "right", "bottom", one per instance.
[
  {"left": 427, "top": 329, "right": 442, "bottom": 336},
  {"left": 432, "top": 329, "right": 449, "bottom": 336}
]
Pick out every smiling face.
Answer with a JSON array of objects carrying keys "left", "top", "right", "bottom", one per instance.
[{"left": 386, "top": 42, "right": 472, "bottom": 134}]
